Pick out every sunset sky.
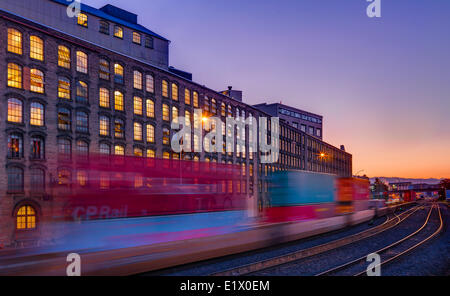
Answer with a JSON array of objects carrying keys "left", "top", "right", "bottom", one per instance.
[{"left": 83, "top": 0, "right": 450, "bottom": 179}]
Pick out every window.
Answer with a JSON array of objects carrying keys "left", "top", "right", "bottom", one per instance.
[
  {"left": 58, "top": 138, "right": 71, "bottom": 158},
  {"left": 316, "top": 128, "right": 322, "bottom": 137},
  {"left": 77, "top": 170, "right": 87, "bottom": 186},
  {"left": 7, "top": 63, "right": 22, "bottom": 89},
  {"left": 99, "top": 21, "right": 109, "bottom": 34},
  {"left": 221, "top": 103, "right": 226, "bottom": 117},
  {"left": 8, "top": 98, "right": 22, "bottom": 123},
  {"left": 185, "top": 89, "right": 191, "bottom": 105},
  {"left": 114, "top": 145, "right": 125, "bottom": 155},
  {"left": 162, "top": 80, "right": 169, "bottom": 97},
  {"left": 58, "top": 46, "right": 71, "bottom": 69},
  {"left": 146, "top": 75, "right": 154, "bottom": 93},
  {"left": 114, "top": 26, "right": 123, "bottom": 38},
  {"left": 146, "top": 99, "right": 155, "bottom": 118},
  {"left": 99, "top": 143, "right": 110, "bottom": 155},
  {"left": 114, "top": 64, "right": 124, "bottom": 84},
  {"left": 145, "top": 36, "right": 154, "bottom": 48},
  {"left": 134, "top": 122, "right": 143, "bottom": 141},
  {"left": 172, "top": 106, "right": 179, "bottom": 124},
  {"left": 134, "top": 148, "right": 143, "bottom": 157},
  {"left": 163, "top": 128, "right": 170, "bottom": 145},
  {"left": 134, "top": 71, "right": 142, "bottom": 90},
  {"left": 30, "top": 168, "right": 45, "bottom": 192},
  {"left": 76, "top": 111, "right": 89, "bottom": 133},
  {"left": 7, "top": 28, "right": 22, "bottom": 54},
  {"left": 30, "top": 36, "right": 44, "bottom": 61},
  {"left": 76, "top": 81, "right": 88, "bottom": 103},
  {"left": 146, "top": 124, "right": 155, "bottom": 143},
  {"left": 309, "top": 126, "right": 314, "bottom": 135},
  {"left": 31, "top": 136, "right": 45, "bottom": 159},
  {"left": 8, "top": 133, "right": 23, "bottom": 159},
  {"left": 76, "top": 51, "right": 88, "bottom": 73},
  {"left": 16, "top": 205, "right": 36, "bottom": 230},
  {"left": 99, "top": 59, "right": 110, "bottom": 80},
  {"left": 114, "top": 119, "right": 124, "bottom": 138},
  {"left": 99, "top": 116, "right": 110, "bottom": 136},
  {"left": 114, "top": 91, "right": 124, "bottom": 111},
  {"left": 185, "top": 110, "right": 191, "bottom": 126},
  {"left": 58, "top": 168, "right": 71, "bottom": 186},
  {"left": 211, "top": 99, "right": 217, "bottom": 114},
  {"left": 58, "top": 77, "right": 71, "bottom": 99},
  {"left": 172, "top": 83, "right": 178, "bottom": 101},
  {"left": 58, "top": 108, "right": 71, "bottom": 130},
  {"left": 76, "top": 140, "right": 89, "bottom": 157},
  {"left": 30, "top": 69, "right": 44, "bottom": 93},
  {"left": 193, "top": 91, "right": 199, "bottom": 107},
  {"left": 30, "top": 102, "right": 44, "bottom": 126},
  {"left": 204, "top": 97, "right": 210, "bottom": 112},
  {"left": 77, "top": 13, "right": 88, "bottom": 27},
  {"left": 133, "top": 32, "right": 141, "bottom": 44},
  {"left": 162, "top": 104, "right": 170, "bottom": 121},
  {"left": 99, "top": 88, "right": 110, "bottom": 108},
  {"left": 134, "top": 97, "right": 143, "bottom": 115},
  {"left": 147, "top": 149, "right": 155, "bottom": 158},
  {"left": 301, "top": 124, "right": 306, "bottom": 132}
]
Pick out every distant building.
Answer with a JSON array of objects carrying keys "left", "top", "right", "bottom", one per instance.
[
  {"left": 253, "top": 103, "right": 323, "bottom": 139},
  {"left": 388, "top": 182, "right": 412, "bottom": 191},
  {"left": 221, "top": 86, "right": 243, "bottom": 102}
]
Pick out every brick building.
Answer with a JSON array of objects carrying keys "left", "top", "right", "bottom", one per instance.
[{"left": 0, "top": 0, "right": 351, "bottom": 248}]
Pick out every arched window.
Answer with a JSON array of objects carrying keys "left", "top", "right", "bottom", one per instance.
[
  {"left": 162, "top": 80, "right": 169, "bottom": 97},
  {"left": 221, "top": 103, "right": 226, "bottom": 117},
  {"left": 114, "top": 26, "right": 123, "bottom": 39},
  {"left": 185, "top": 110, "right": 191, "bottom": 126},
  {"left": 8, "top": 167, "right": 24, "bottom": 192},
  {"left": 76, "top": 140, "right": 89, "bottom": 157},
  {"left": 30, "top": 69, "right": 44, "bottom": 93},
  {"left": 185, "top": 89, "right": 191, "bottom": 105},
  {"left": 58, "top": 138, "right": 72, "bottom": 158},
  {"left": 7, "top": 63, "right": 22, "bottom": 89},
  {"left": 16, "top": 205, "right": 36, "bottom": 230},
  {"left": 99, "top": 59, "right": 110, "bottom": 80},
  {"left": 8, "top": 133, "right": 23, "bottom": 159},
  {"left": 162, "top": 104, "right": 170, "bottom": 121},
  {"left": 134, "top": 122, "right": 143, "bottom": 141},
  {"left": 133, "top": 70, "right": 142, "bottom": 90},
  {"left": 30, "top": 102, "right": 44, "bottom": 126},
  {"left": 76, "top": 111, "right": 89, "bottom": 133},
  {"left": 146, "top": 124, "right": 155, "bottom": 143},
  {"left": 7, "top": 28, "right": 22, "bottom": 54},
  {"left": 7, "top": 98, "right": 23, "bottom": 123},
  {"left": 76, "top": 51, "right": 88, "bottom": 73},
  {"left": 77, "top": 13, "right": 88, "bottom": 27},
  {"left": 145, "top": 36, "right": 154, "bottom": 49},
  {"left": 203, "top": 97, "right": 210, "bottom": 112},
  {"left": 114, "top": 91, "right": 124, "bottom": 111},
  {"left": 30, "top": 168, "right": 45, "bottom": 192},
  {"left": 133, "top": 32, "right": 141, "bottom": 45},
  {"left": 193, "top": 91, "right": 199, "bottom": 108},
  {"left": 114, "top": 118, "right": 124, "bottom": 138},
  {"left": 134, "top": 96, "right": 143, "bottom": 115},
  {"left": 162, "top": 128, "right": 170, "bottom": 145},
  {"left": 171, "top": 83, "right": 178, "bottom": 101},
  {"left": 58, "top": 45, "right": 71, "bottom": 68},
  {"left": 58, "top": 168, "right": 71, "bottom": 186},
  {"left": 114, "top": 145, "right": 125, "bottom": 155},
  {"left": 146, "top": 99, "right": 155, "bottom": 118},
  {"left": 146, "top": 75, "right": 154, "bottom": 93},
  {"left": 114, "top": 64, "right": 124, "bottom": 84},
  {"left": 99, "top": 143, "right": 111, "bottom": 155},
  {"left": 172, "top": 106, "right": 179, "bottom": 124},
  {"left": 31, "top": 136, "right": 45, "bottom": 160},
  {"left": 30, "top": 36, "right": 44, "bottom": 61},
  {"left": 99, "top": 88, "right": 110, "bottom": 108},
  {"left": 99, "top": 116, "right": 110, "bottom": 136},
  {"left": 99, "top": 21, "right": 109, "bottom": 34},
  {"left": 57, "top": 108, "right": 71, "bottom": 130},
  {"left": 58, "top": 77, "right": 71, "bottom": 99},
  {"left": 76, "top": 81, "right": 88, "bottom": 103}
]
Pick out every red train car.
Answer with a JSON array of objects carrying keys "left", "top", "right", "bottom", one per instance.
[{"left": 336, "top": 178, "right": 371, "bottom": 213}]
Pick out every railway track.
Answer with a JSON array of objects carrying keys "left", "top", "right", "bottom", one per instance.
[
  {"left": 316, "top": 203, "right": 444, "bottom": 276},
  {"left": 210, "top": 204, "right": 422, "bottom": 276}
]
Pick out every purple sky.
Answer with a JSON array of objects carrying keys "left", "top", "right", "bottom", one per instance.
[{"left": 84, "top": 0, "right": 450, "bottom": 178}]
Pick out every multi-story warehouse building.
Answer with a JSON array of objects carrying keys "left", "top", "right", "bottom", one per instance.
[{"left": 0, "top": 0, "right": 351, "bottom": 248}]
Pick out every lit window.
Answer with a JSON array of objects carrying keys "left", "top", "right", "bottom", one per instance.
[
  {"left": 58, "top": 77, "right": 71, "bottom": 99},
  {"left": 211, "top": 99, "right": 217, "bottom": 114},
  {"left": 76, "top": 81, "right": 88, "bottom": 103},
  {"left": 76, "top": 51, "right": 88, "bottom": 73},
  {"left": 7, "top": 63, "right": 22, "bottom": 89},
  {"left": 114, "top": 119, "right": 124, "bottom": 138},
  {"left": 193, "top": 91, "right": 199, "bottom": 107},
  {"left": 114, "top": 64, "right": 124, "bottom": 84},
  {"left": 16, "top": 206, "right": 36, "bottom": 230},
  {"left": 134, "top": 97, "right": 143, "bottom": 115},
  {"left": 162, "top": 80, "right": 169, "bottom": 97},
  {"left": 58, "top": 108, "right": 71, "bottom": 131},
  {"left": 221, "top": 103, "right": 226, "bottom": 116},
  {"left": 77, "top": 13, "right": 88, "bottom": 27},
  {"left": 58, "top": 168, "right": 71, "bottom": 186},
  {"left": 7, "top": 28, "right": 22, "bottom": 54},
  {"left": 31, "top": 136, "right": 45, "bottom": 160},
  {"left": 146, "top": 75, "right": 154, "bottom": 93},
  {"left": 185, "top": 110, "right": 191, "bottom": 126},
  {"left": 147, "top": 149, "right": 155, "bottom": 158},
  {"left": 30, "top": 36, "right": 44, "bottom": 61},
  {"left": 163, "top": 151, "right": 170, "bottom": 159},
  {"left": 133, "top": 71, "right": 142, "bottom": 89},
  {"left": 163, "top": 128, "right": 170, "bottom": 145},
  {"left": 172, "top": 106, "right": 179, "bottom": 124},
  {"left": 134, "top": 148, "right": 143, "bottom": 158},
  {"left": 77, "top": 170, "right": 87, "bottom": 186},
  {"left": 172, "top": 83, "right": 178, "bottom": 101},
  {"left": 99, "top": 116, "right": 110, "bottom": 136},
  {"left": 146, "top": 99, "right": 155, "bottom": 118},
  {"left": 133, "top": 32, "right": 141, "bottom": 44},
  {"left": 99, "top": 88, "right": 110, "bottom": 108},
  {"left": 99, "top": 59, "right": 110, "bottom": 80},
  {"left": 100, "top": 173, "right": 110, "bottom": 189},
  {"left": 162, "top": 104, "right": 170, "bottom": 121},
  {"left": 76, "top": 111, "right": 89, "bottom": 133},
  {"left": 134, "top": 122, "right": 143, "bottom": 141},
  {"left": 185, "top": 89, "right": 191, "bottom": 105},
  {"left": 30, "top": 69, "right": 44, "bottom": 93},
  {"left": 8, "top": 133, "right": 23, "bottom": 159},
  {"left": 30, "top": 102, "right": 44, "bottom": 126},
  {"left": 146, "top": 124, "right": 155, "bottom": 143},
  {"left": 114, "top": 145, "right": 125, "bottom": 156},
  {"left": 114, "top": 26, "right": 123, "bottom": 38},
  {"left": 99, "top": 21, "right": 109, "bottom": 34},
  {"left": 145, "top": 36, "right": 154, "bottom": 48},
  {"left": 7, "top": 98, "right": 22, "bottom": 123},
  {"left": 114, "top": 91, "right": 124, "bottom": 111},
  {"left": 58, "top": 46, "right": 71, "bottom": 69}
]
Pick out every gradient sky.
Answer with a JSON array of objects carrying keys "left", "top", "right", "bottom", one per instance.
[{"left": 83, "top": 0, "right": 450, "bottom": 179}]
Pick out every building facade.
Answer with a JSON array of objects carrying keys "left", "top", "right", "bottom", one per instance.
[{"left": 0, "top": 0, "right": 351, "bottom": 248}]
